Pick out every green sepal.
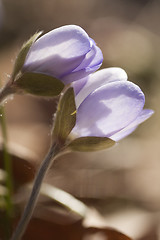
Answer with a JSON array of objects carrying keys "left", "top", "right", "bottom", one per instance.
[
  {"left": 12, "top": 31, "right": 43, "bottom": 81},
  {"left": 67, "top": 136, "right": 115, "bottom": 152},
  {"left": 14, "top": 72, "right": 64, "bottom": 96},
  {"left": 52, "top": 87, "right": 76, "bottom": 144}
]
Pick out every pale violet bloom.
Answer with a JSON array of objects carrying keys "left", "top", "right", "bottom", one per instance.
[
  {"left": 71, "top": 68, "right": 154, "bottom": 141},
  {"left": 22, "top": 25, "right": 103, "bottom": 84}
]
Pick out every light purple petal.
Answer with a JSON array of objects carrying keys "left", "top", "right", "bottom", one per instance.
[
  {"left": 73, "top": 39, "right": 103, "bottom": 71},
  {"left": 71, "top": 81, "right": 145, "bottom": 138},
  {"left": 72, "top": 77, "right": 87, "bottom": 95},
  {"left": 75, "top": 67, "right": 128, "bottom": 108},
  {"left": 23, "top": 25, "right": 91, "bottom": 79},
  {"left": 61, "top": 64, "right": 102, "bottom": 84},
  {"left": 110, "top": 109, "right": 154, "bottom": 141},
  {"left": 61, "top": 40, "right": 103, "bottom": 84}
]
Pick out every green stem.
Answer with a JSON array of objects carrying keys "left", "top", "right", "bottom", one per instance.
[
  {"left": 0, "top": 106, "right": 13, "bottom": 239},
  {"left": 11, "top": 142, "right": 62, "bottom": 240},
  {"left": 0, "top": 83, "right": 15, "bottom": 105}
]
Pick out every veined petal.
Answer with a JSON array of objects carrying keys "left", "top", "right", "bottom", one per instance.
[
  {"left": 23, "top": 25, "right": 91, "bottom": 79},
  {"left": 71, "top": 81, "right": 145, "bottom": 138},
  {"left": 75, "top": 67, "right": 128, "bottom": 108},
  {"left": 61, "top": 41, "right": 103, "bottom": 84},
  {"left": 73, "top": 39, "right": 103, "bottom": 72},
  {"left": 61, "top": 63, "right": 102, "bottom": 84},
  {"left": 110, "top": 109, "right": 154, "bottom": 141}
]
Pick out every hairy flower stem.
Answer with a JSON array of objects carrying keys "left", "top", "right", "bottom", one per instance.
[
  {"left": 0, "top": 82, "right": 16, "bottom": 105},
  {"left": 11, "top": 142, "right": 62, "bottom": 240}
]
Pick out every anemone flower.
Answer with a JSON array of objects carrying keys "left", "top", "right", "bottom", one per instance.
[
  {"left": 71, "top": 68, "right": 154, "bottom": 141},
  {"left": 22, "top": 25, "right": 103, "bottom": 85}
]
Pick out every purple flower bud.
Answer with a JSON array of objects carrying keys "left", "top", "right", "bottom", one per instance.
[
  {"left": 22, "top": 25, "right": 103, "bottom": 84},
  {"left": 71, "top": 68, "right": 154, "bottom": 141}
]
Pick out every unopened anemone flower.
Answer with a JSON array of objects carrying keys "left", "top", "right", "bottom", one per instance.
[
  {"left": 22, "top": 25, "right": 103, "bottom": 85},
  {"left": 71, "top": 68, "right": 154, "bottom": 141}
]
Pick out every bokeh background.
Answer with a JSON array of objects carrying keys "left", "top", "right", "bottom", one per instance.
[{"left": 0, "top": 0, "right": 160, "bottom": 239}]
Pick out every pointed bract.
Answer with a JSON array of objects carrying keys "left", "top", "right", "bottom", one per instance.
[
  {"left": 67, "top": 136, "right": 115, "bottom": 152},
  {"left": 12, "top": 31, "right": 43, "bottom": 81},
  {"left": 14, "top": 72, "right": 64, "bottom": 96},
  {"left": 52, "top": 87, "right": 76, "bottom": 145}
]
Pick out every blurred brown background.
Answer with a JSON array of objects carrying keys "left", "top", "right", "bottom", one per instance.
[{"left": 0, "top": 0, "right": 160, "bottom": 239}]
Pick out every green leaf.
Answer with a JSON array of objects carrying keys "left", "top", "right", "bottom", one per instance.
[
  {"left": 67, "top": 136, "right": 115, "bottom": 152},
  {"left": 14, "top": 72, "right": 64, "bottom": 96},
  {"left": 52, "top": 87, "right": 76, "bottom": 144},
  {"left": 12, "top": 31, "right": 43, "bottom": 81}
]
